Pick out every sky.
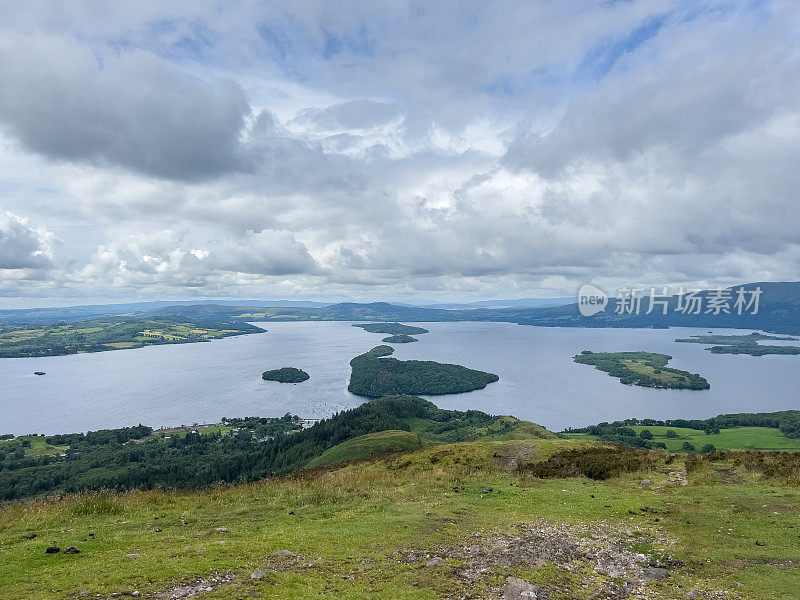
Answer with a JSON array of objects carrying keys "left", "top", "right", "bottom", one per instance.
[{"left": 0, "top": 1, "right": 798, "bottom": 308}]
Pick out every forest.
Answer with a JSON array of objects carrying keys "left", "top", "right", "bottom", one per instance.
[
  {"left": 0, "top": 396, "right": 506, "bottom": 501},
  {"left": 565, "top": 410, "right": 800, "bottom": 439},
  {"left": 353, "top": 322, "right": 430, "bottom": 335},
  {"left": 261, "top": 367, "right": 310, "bottom": 383},
  {"left": 573, "top": 351, "right": 710, "bottom": 389},
  {"left": 381, "top": 334, "right": 418, "bottom": 343},
  {"left": 347, "top": 345, "right": 499, "bottom": 397},
  {"left": 675, "top": 333, "right": 800, "bottom": 355}
]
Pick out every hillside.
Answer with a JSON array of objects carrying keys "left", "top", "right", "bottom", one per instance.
[
  {"left": 2, "top": 435, "right": 799, "bottom": 599},
  {"left": 3, "top": 281, "right": 799, "bottom": 339}
]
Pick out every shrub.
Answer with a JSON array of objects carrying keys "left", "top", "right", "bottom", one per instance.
[
  {"left": 522, "top": 447, "right": 653, "bottom": 480},
  {"left": 639, "top": 429, "right": 653, "bottom": 440},
  {"left": 682, "top": 442, "right": 696, "bottom": 452},
  {"left": 701, "top": 444, "right": 717, "bottom": 453}
]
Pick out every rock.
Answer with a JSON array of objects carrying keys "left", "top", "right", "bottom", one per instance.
[
  {"left": 426, "top": 557, "right": 445, "bottom": 566},
  {"left": 503, "top": 577, "right": 549, "bottom": 599},
  {"left": 45, "top": 545, "right": 60, "bottom": 554},
  {"left": 275, "top": 549, "right": 295, "bottom": 557},
  {"left": 64, "top": 546, "right": 80, "bottom": 554},
  {"left": 643, "top": 566, "right": 667, "bottom": 580},
  {"left": 126, "top": 553, "right": 140, "bottom": 559},
  {"left": 755, "top": 540, "right": 766, "bottom": 546},
  {"left": 251, "top": 568, "right": 264, "bottom": 580},
  {"left": 131, "top": 592, "right": 140, "bottom": 597},
  {"left": 685, "top": 591, "right": 705, "bottom": 599},
  {"left": 25, "top": 532, "right": 37, "bottom": 539},
  {"left": 215, "top": 527, "right": 228, "bottom": 533}
]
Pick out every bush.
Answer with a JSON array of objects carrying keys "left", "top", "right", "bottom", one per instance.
[
  {"left": 701, "top": 444, "right": 716, "bottom": 453},
  {"left": 665, "top": 430, "right": 678, "bottom": 438},
  {"left": 522, "top": 446, "right": 653, "bottom": 480},
  {"left": 639, "top": 429, "right": 653, "bottom": 440},
  {"left": 682, "top": 442, "right": 696, "bottom": 452}
]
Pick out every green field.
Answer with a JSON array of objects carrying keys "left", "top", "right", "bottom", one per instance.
[
  {"left": 5, "top": 435, "right": 70, "bottom": 457},
  {"left": 565, "top": 425, "right": 800, "bottom": 452},
  {"left": 573, "top": 351, "right": 710, "bottom": 389},
  {"left": 2, "top": 438, "right": 799, "bottom": 599},
  {"left": 0, "top": 317, "right": 263, "bottom": 358}
]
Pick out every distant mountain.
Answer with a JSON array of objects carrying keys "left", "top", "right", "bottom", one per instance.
[
  {"left": 518, "top": 281, "right": 800, "bottom": 336},
  {"left": 423, "top": 297, "right": 573, "bottom": 309},
  {"left": 0, "top": 299, "right": 329, "bottom": 325},
  {"left": 3, "top": 282, "right": 798, "bottom": 335}
]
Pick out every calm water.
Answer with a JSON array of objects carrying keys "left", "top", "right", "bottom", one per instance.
[{"left": 1, "top": 321, "right": 799, "bottom": 435}]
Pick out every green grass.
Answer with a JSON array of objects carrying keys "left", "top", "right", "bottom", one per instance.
[
  {"left": 0, "top": 317, "right": 263, "bottom": 358},
  {"left": 306, "top": 430, "right": 422, "bottom": 468},
  {"left": 6, "top": 435, "right": 69, "bottom": 457},
  {"left": 573, "top": 351, "right": 709, "bottom": 389},
  {"left": 564, "top": 425, "right": 800, "bottom": 452},
  {"left": 1, "top": 439, "right": 799, "bottom": 599},
  {"left": 623, "top": 359, "right": 686, "bottom": 385}
]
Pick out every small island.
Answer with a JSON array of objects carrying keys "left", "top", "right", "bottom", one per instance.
[
  {"left": 573, "top": 351, "right": 710, "bottom": 390},
  {"left": 353, "top": 322, "right": 429, "bottom": 335},
  {"left": 33, "top": 371, "right": 46, "bottom": 376},
  {"left": 675, "top": 333, "right": 800, "bottom": 356},
  {"left": 261, "top": 367, "right": 310, "bottom": 383},
  {"left": 348, "top": 345, "right": 498, "bottom": 397},
  {"left": 381, "top": 334, "right": 418, "bottom": 343}
]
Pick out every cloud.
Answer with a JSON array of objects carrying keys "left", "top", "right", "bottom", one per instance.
[
  {"left": 293, "top": 100, "right": 400, "bottom": 131},
  {"left": 0, "top": 33, "right": 250, "bottom": 180},
  {"left": 0, "top": 212, "right": 56, "bottom": 270},
  {"left": 1, "top": 2, "right": 799, "bottom": 304}
]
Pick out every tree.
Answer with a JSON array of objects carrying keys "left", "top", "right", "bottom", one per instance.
[
  {"left": 701, "top": 444, "right": 716, "bottom": 453},
  {"left": 639, "top": 429, "right": 653, "bottom": 440},
  {"left": 682, "top": 442, "right": 696, "bottom": 452},
  {"left": 665, "top": 430, "right": 678, "bottom": 438}
]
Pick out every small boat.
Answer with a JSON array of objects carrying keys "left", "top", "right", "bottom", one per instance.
[{"left": 34, "top": 371, "right": 46, "bottom": 376}]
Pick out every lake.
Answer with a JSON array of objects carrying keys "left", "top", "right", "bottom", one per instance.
[{"left": 1, "top": 321, "right": 799, "bottom": 435}]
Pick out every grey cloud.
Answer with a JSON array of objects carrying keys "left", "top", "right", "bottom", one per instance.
[
  {"left": 209, "top": 229, "right": 324, "bottom": 276},
  {"left": 0, "top": 33, "right": 250, "bottom": 180},
  {"left": 504, "top": 11, "right": 800, "bottom": 178},
  {"left": 0, "top": 213, "right": 54, "bottom": 270}
]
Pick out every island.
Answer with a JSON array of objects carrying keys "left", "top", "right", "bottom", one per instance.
[
  {"left": 381, "top": 334, "right": 418, "bottom": 343},
  {"left": 352, "top": 322, "right": 429, "bottom": 335},
  {"left": 261, "top": 367, "right": 310, "bottom": 383},
  {"left": 348, "top": 345, "right": 498, "bottom": 397},
  {"left": 573, "top": 351, "right": 710, "bottom": 390},
  {"left": 33, "top": 371, "right": 45, "bottom": 376},
  {"left": 675, "top": 332, "right": 800, "bottom": 356},
  {"left": 0, "top": 316, "right": 265, "bottom": 358}
]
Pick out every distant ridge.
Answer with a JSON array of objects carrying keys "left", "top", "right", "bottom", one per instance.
[{"left": 2, "top": 281, "right": 799, "bottom": 335}]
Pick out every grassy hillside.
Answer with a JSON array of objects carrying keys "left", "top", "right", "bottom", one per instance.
[
  {"left": 306, "top": 430, "right": 422, "bottom": 468},
  {"left": 2, "top": 438, "right": 799, "bottom": 599},
  {"left": 0, "top": 316, "right": 264, "bottom": 358}
]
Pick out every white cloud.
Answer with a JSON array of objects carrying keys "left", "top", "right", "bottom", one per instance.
[{"left": 0, "top": 1, "right": 798, "bottom": 304}]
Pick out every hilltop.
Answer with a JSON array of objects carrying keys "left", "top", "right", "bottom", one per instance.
[{"left": 2, "top": 407, "right": 799, "bottom": 599}]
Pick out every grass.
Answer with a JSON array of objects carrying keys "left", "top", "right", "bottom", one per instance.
[
  {"left": 2, "top": 438, "right": 799, "bottom": 599},
  {"left": 564, "top": 425, "right": 800, "bottom": 452},
  {"left": 573, "top": 351, "right": 709, "bottom": 389},
  {"left": 306, "top": 430, "right": 422, "bottom": 468},
  {"left": 0, "top": 317, "right": 263, "bottom": 358},
  {"left": 3, "top": 435, "right": 69, "bottom": 456},
  {"left": 623, "top": 359, "right": 685, "bottom": 385}
]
